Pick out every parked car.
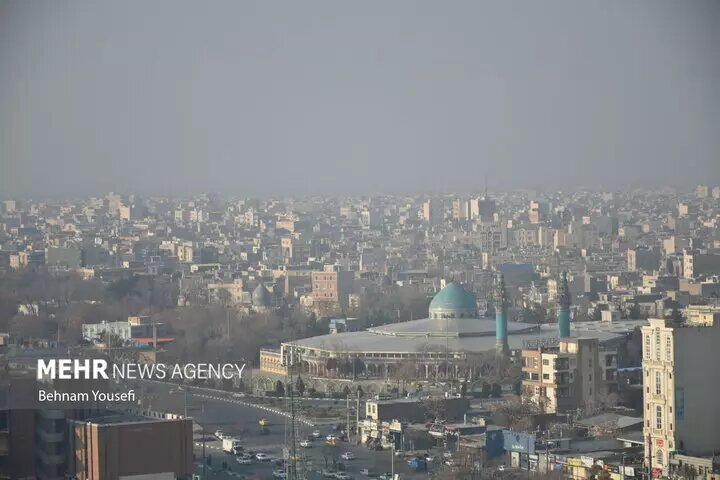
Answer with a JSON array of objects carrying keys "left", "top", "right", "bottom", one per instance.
[
  {"left": 273, "top": 469, "right": 287, "bottom": 479},
  {"left": 255, "top": 453, "right": 271, "bottom": 462},
  {"left": 322, "top": 469, "right": 337, "bottom": 478},
  {"left": 334, "top": 473, "right": 352, "bottom": 480},
  {"left": 300, "top": 440, "right": 313, "bottom": 448},
  {"left": 236, "top": 457, "right": 253, "bottom": 465},
  {"left": 340, "top": 452, "right": 355, "bottom": 461},
  {"left": 233, "top": 392, "right": 246, "bottom": 398}
]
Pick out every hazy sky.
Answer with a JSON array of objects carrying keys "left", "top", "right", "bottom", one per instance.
[{"left": 1, "top": 0, "right": 719, "bottom": 197}]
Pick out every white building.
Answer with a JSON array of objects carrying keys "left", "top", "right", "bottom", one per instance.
[{"left": 641, "top": 317, "right": 720, "bottom": 477}]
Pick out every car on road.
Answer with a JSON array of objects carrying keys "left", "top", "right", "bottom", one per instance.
[
  {"left": 322, "top": 469, "right": 337, "bottom": 478},
  {"left": 273, "top": 469, "right": 287, "bottom": 479},
  {"left": 312, "top": 430, "right": 322, "bottom": 438},
  {"left": 233, "top": 392, "right": 246, "bottom": 398},
  {"left": 326, "top": 434, "right": 337, "bottom": 441},
  {"left": 214, "top": 430, "right": 226, "bottom": 439},
  {"left": 255, "top": 453, "right": 271, "bottom": 462},
  {"left": 497, "top": 465, "right": 506, "bottom": 471},
  {"left": 236, "top": 457, "right": 253, "bottom": 465},
  {"left": 340, "top": 452, "right": 354, "bottom": 460},
  {"left": 300, "top": 440, "right": 313, "bottom": 448},
  {"left": 334, "top": 473, "right": 352, "bottom": 480},
  {"left": 378, "top": 473, "right": 393, "bottom": 480}
]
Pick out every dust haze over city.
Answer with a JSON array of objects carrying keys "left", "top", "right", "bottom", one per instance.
[
  {"left": 2, "top": 2, "right": 720, "bottom": 480},
  {"left": 1, "top": 0, "right": 719, "bottom": 197}
]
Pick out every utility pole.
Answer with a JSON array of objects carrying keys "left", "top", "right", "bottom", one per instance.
[
  {"left": 356, "top": 390, "right": 360, "bottom": 444},
  {"left": 346, "top": 394, "right": 350, "bottom": 443},
  {"left": 226, "top": 306, "right": 230, "bottom": 342},
  {"left": 202, "top": 428, "right": 207, "bottom": 479},
  {"left": 391, "top": 443, "right": 395, "bottom": 479}
]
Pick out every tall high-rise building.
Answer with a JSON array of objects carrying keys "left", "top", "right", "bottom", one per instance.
[
  {"left": 696, "top": 184, "right": 709, "bottom": 198},
  {"left": 529, "top": 200, "right": 550, "bottom": 224},
  {"left": 422, "top": 199, "right": 443, "bottom": 225},
  {"left": 641, "top": 317, "right": 720, "bottom": 478}
]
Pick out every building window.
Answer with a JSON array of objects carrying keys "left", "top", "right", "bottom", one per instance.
[
  {"left": 542, "top": 359, "right": 549, "bottom": 366},
  {"left": 645, "top": 334, "right": 651, "bottom": 359},
  {"left": 655, "top": 371, "right": 662, "bottom": 395},
  {"left": 655, "top": 330, "right": 661, "bottom": 361},
  {"left": 656, "top": 449, "right": 664, "bottom": 466},
  {"left": 665, "top": 336, "right": 671, "bottom": 361},
  {"left": 656, "top": 406, "right": 663, "bottom": 429}
]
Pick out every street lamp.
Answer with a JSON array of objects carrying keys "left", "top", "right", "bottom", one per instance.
[{"left": 391, "top": 443, "right": 395, "bottom": 479}]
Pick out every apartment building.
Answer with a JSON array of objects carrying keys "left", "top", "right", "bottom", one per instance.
[
  {"left": 67, "top": 415, "right": 193, "bottom": 479},
  {"left": 521, "top": 338, "right": 618, "bottom": 414},
  {"left": 311, "top": 266, "right": 354, "bottom": 311},
  {"left": 641, "top": 317, "right": 720, "bottom": 478}
]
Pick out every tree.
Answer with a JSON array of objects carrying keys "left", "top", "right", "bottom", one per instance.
[
  {"left": 491, "top": 383, "right": 502, "bottom": 398},
  {"left": 275, "top": 380, "right": 285, "bottom": 397},
  {"left": 460, "top": 381, "right": 467, "bottom": 397},
  {"left": 295, "top": 376, "right": 305, "bottom": 397},
  {"left": 490, "top": 398, "right": 541, "bottom": 431}
]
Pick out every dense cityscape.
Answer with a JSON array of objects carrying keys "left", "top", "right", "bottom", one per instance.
[
  {"left": 0, "top": 185, "right": 719, "bottom": 479},
  {"left": 2, "top": 0, "right": 719, "bottom": 478}
]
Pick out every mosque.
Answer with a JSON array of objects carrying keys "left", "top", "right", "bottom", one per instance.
[{"left": 271, "top": 274, "right": 645, "bottom": 379}]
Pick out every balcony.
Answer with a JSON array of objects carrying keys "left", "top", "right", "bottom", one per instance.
[
  {"left": 36, "top": 425, "right": 64, "bottom": 443},
  {"left": 36, "top": 448, "right": 65, "bottom": 466}
]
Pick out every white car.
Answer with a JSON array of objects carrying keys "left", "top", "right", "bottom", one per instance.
[
  {"left": 255, "top": 453, "right": 271, "bottom": 462},
  {"left": 273, "top": 469, "right": 286, "bottom": 479},
  {"left": 326, "top": 434, "right": 337, "bottom": 441},
  {"left": 236, "top": 457, "right": 253, "bottom": 465},
  {"left": 233, "top": 392, "right": 246, "bottom": 398},
  {"left": 214, "top": 430, "right": 226, "bottom": 439},
  {"left": 334, "top": 473, "right": 352, "bottom": 480},
  {"left": 300, "top": 440, "right": 313, "bottom": 448},
  {"left": 497, "top": 465, "right": 506, "bottom": 472},
  {"left": 340, "top": 452, "right": 355, "bottom": 460},
  {"left": 312, "top": 430, "right": 322, "bottom": 438}
]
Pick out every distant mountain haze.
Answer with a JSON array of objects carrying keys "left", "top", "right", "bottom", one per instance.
[{"left": 1, "top": 0, "right": 718, "bottom": 196}]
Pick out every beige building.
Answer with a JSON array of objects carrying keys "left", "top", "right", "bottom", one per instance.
[
  {"left": 422, "top": 199, "right": 443, "bottom": 225},
  {"left": 175, "top": 242, "right": 194, "bottom": 263},
  {"left": 208, "top": 280, "right": 245, "bottom": 305},
  {"left": 642, "top": 317, "right": 720, "bottom": 478},
  {"left": 521, "top": 338, "right": 618, "bottom": 414},
  {"left": 683, "top": 305, "right": 720, "bottom": 326},
  {"left": 311, "top": 266, "right": 354, "bottom": 312},
  {"left": 259, "top": 349, "right": 288, "bottom": 376},
  {"left": 8, "top": 252, "right": 28, "bottom": 270},
  {"left": 682, "top": 251, "right": 720, "bottom": 279}
]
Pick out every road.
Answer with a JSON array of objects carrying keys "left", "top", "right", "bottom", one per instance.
[{"left": 141, "top": 382, "right": 435, "bottom": 479}]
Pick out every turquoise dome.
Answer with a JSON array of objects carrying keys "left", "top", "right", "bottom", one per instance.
[{"left": 429, "top": 282, "right": 478, "bottom": 319}]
